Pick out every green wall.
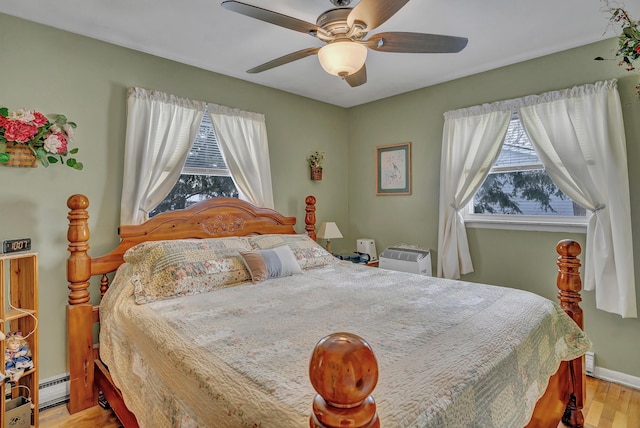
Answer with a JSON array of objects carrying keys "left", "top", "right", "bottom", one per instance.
[
  {"left": 347, "top": 39, "right": 640, "bottom": 378},
  {"left": 2, "top": 12, "right": 639, "bottom": 383},
  {"left": 0, "top": 14, "right": 349, "bottom": 378}
]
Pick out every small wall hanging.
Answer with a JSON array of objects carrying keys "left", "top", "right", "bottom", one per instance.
[{"left": 307, "top": 151, "right": 324, "bottom": 181}]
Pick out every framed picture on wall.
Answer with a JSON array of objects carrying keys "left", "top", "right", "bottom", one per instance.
[{"left": 376, "top": 142, "right": 411, "bottom": 195}]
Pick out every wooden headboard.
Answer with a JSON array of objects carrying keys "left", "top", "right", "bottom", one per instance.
[{"left": 67, "top": 194, "right": 317, "bottom": 304}]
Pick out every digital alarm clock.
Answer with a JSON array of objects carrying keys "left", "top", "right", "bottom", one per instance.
[{"left": 2, "top": 238, "right": 32, "bottom": 254}]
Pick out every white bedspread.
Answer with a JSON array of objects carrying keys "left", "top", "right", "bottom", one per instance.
[{"left": 100, "top": 262, "right": 590, "bottom": 427}]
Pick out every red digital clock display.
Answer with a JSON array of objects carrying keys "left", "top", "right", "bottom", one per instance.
[{"left": 2, "top": 238, "right": 31, "bottom": 254}]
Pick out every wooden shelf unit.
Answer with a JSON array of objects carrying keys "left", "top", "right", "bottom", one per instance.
[{"left": 1, "top": 252, "right": 39, "bottom": 427}]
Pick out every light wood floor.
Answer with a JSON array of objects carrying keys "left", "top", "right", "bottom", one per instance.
[{"left": 38, "top": 376, "right": 639, "bottom": 428}]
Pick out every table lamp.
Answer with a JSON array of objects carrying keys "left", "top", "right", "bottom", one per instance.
[{"left": 317, "top": 222, "right": 343, "bottom": 253}]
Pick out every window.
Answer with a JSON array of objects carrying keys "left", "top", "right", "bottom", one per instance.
[
  {"left": 150, "top": 109, "right": 238, "bottom": 217},
  {"left": 464, "top": 114, "right": 587, "bottom": 230}
]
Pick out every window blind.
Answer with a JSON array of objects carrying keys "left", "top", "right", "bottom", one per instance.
[
  {"left": 493, "top": 115, "right": 540, "bottom": 170},
  {"left": 183, "top": 110, "right": 230, "bottom": 176}
]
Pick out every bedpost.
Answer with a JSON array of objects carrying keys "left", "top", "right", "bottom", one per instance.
[
  {"left": 66, "top": 194, "right": 97, "bottom": 413},
  {"left": 309, "top": 332, "right": 380, "bottom": 428},
  {"left": 556, "top": 240, "right": 585, "bottom": 428},
  {"left": 305, "top": 195, "right": 317, "bottom": 241},
  {"left": 67, "top": 194, "right": 91, "bottom": 305}
]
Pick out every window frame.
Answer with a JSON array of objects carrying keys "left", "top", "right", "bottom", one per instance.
[{"left": 462, "top": 115, "right": 588, "bottom": 233}]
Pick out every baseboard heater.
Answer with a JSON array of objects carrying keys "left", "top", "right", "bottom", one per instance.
[{"left": 38, "top": 373, "right": 70, "bottom": 411}]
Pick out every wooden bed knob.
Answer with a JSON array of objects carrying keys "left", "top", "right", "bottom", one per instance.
[{"left": 309, "top": 332, "right": 379, "bottom": 428}]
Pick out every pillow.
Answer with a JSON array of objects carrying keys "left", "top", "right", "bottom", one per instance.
[
  {"left": 248, "top": 234, "right": 339, "bottom": 270},
  {"left": 123, "top": 237, "right": 253, "bottom": 304},
  {"left": 239, "top": 245, "right": 303, "bottom": 282}
]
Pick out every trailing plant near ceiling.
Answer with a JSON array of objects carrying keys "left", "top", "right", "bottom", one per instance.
[{"left": 597, "top": 1, "right": 640, "bottom": 95}]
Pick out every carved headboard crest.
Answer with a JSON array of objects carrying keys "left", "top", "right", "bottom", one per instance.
[{"left": 201, "top": 214, "right": 246, "bottom": 235}]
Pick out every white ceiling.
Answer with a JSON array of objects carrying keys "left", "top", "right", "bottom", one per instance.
[{"left": 0, "top": 0, "right": 627, "bottom": 108}]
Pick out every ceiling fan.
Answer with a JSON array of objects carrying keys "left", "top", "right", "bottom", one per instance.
[{"left": 221, "top": 0, "right": 468, "bottom": 87}]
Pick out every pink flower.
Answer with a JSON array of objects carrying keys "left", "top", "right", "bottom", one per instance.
[
  {"left": 32, "top": 111, "right": 48, "bottom": 127},
  {"left": 43, "top": 133, "right": 68, "bottom": 154},
  {"left": 3, "top": 120, "right": 38, "bottom": 143}
]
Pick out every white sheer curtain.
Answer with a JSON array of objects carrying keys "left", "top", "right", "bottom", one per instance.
[
  {"left": 120, "top": 87, "right": 205, "bottom": 225},
  {"left": 437, "top": 106, "right": 512, "bottom": 279},
  {"left": 518, "top": 80, "right": 636, "bottom": 318},
  {"left": 208, "top": 103, "right": 274, "bottom": 209}
]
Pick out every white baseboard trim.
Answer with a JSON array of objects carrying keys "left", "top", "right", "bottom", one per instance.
[{"left": 592, "top": 366, "right": 640, "bottom": 390}]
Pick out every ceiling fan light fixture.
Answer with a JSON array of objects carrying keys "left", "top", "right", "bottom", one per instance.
[{"left": 318, "top": 41, "right": 367, "bottom": 77}]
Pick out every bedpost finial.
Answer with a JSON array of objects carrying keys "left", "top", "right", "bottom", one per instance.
[
  {"left": 309, "top": 332, "right": 380, "bottom": 428},
  {"left": 305, "top": 195, "right": 317, "bottom": 205},
  {"left": 68, "top": 194, "right": 89, "bottom": 210},
  {"left": 556, "top": 239, "right": 581, "bottom": 259}
]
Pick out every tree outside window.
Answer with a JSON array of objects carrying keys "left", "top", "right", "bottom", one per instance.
[
  {"left": 150, "top": 109, "right": 238, "bottom": 217},
  {"left": 470, "top": 115, "right": 586, "bottom": 219}
]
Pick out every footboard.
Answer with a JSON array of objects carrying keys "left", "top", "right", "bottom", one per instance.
[{"left": 309, "top": 240, "right": 586, "bottom": 428}]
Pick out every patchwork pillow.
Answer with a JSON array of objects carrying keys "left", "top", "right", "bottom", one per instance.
[
  {"left": 248, "top": 234, "right": 338, "bottom": 270},
  {"left": 239, "top": 245, "right": 303, "bottom": 282},
  {"left": 124, "top": 237, "right": 252, "bottom": 304}
]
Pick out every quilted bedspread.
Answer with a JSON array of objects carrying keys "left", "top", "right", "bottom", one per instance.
[{"left": 100, "top": 262, "right": 590, "bottom": 428}]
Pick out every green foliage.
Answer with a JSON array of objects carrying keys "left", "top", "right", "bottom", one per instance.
[
  {"left": 474, "top": 173, "right": 522, "bottom": 214},
  {"left": 600, "top": 1, "right": 640, "bottom": 94},
  {"left": 474, "top": 170, "right": 567, "bottom": 214},
  {"left": 307, "top": 151, "right": 325, "bottom": 168},
  {"left": 150, "top": 174, "right": 238, "bottom": 217},
  {"left": 66, "top": 158, "right": 83, "bottom": 170},
  {"left": 511, "top": 171, "right": 565, "bottom": 212}
]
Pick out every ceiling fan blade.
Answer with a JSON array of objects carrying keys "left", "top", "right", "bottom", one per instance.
[
  {"left": 347, "top": 0, "right": 410, "bottom": 31},
  {"left": 345, "top": 65, "right": 367, "bottom": 87},
  {"left": 247, "top": 47, "right": 320, "bottom": 73},
  {"left": 365, "top": 32, "right": 468, "bottom": 53},
  {"left": 221, "top": 1, "right": 325, "bottom": 36}
]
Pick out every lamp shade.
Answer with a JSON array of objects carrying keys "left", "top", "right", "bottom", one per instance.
[
  {"left": 317, "top": 222, "right": 343, "bottom": 240},
  {"left": 318, "top": 41, "right": 367, "bottom": 77}
]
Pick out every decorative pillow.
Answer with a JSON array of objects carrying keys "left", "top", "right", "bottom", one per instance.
[
  {"left": 248, "top": 234, "right": 339, "bottom": 270},
  {"left": 239, "top": 245, "right": 303, "bottom": 282},
  {"left": 123, "top": 237, "right": 253, "bottom": 304}
]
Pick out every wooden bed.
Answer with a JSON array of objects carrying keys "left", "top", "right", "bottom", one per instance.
[{"left": 65, "top": 194, "right": 587, "bottom": 428}]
